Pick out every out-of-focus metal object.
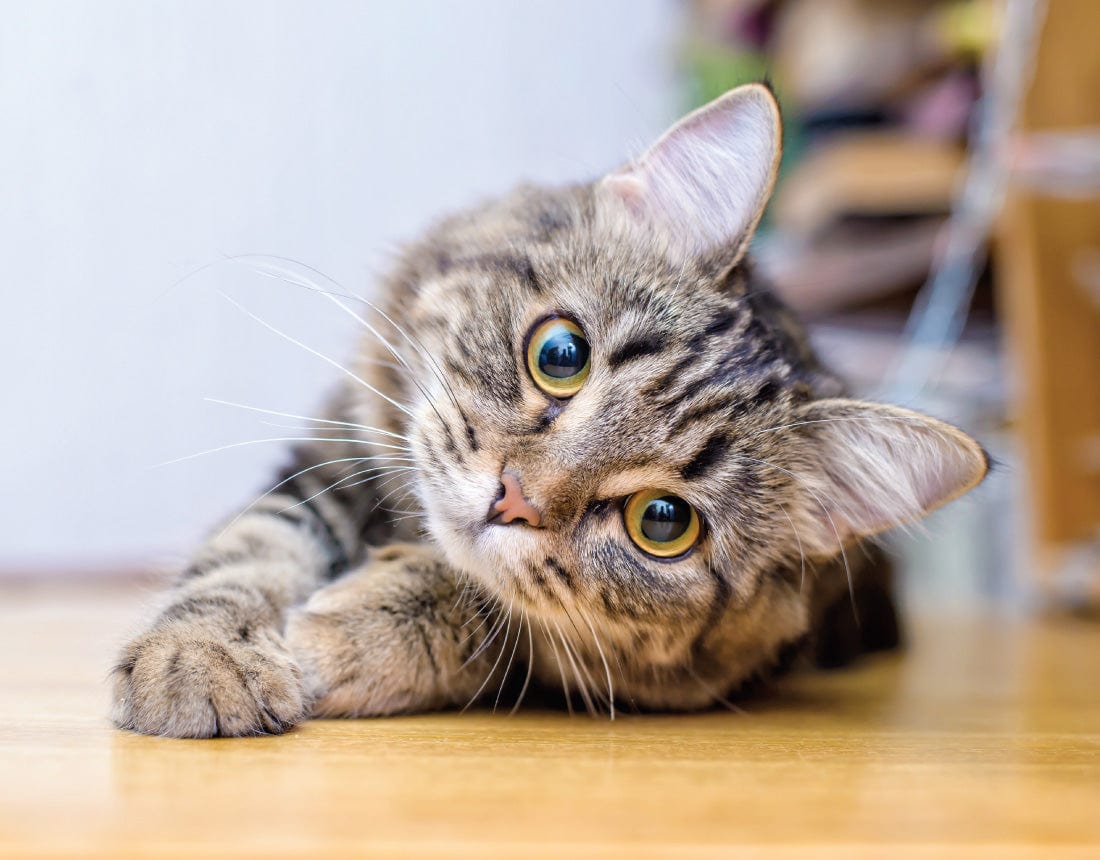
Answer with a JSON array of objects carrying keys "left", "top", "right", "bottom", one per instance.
[{"left": 886, "top": 0, "right": 1048, "bottom": 402}]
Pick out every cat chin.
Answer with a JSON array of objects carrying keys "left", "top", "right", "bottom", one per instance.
[{"left": 425, "top": 513, "right": 547, "bottom": 600}]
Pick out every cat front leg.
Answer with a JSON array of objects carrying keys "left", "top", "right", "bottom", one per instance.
[
  {"left": 286, "top": 543, "right": 515, "bottom": 717},
  {"left": 110, "top": 452, "right": 363, "bottom": 738}
]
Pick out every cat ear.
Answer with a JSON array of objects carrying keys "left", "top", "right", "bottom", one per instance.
[
  {"left": 596, "top": 83, "right": 782, "bottom": 261},
  {"left": 790, "top": 400, "right": 988, "bottom": 555}
]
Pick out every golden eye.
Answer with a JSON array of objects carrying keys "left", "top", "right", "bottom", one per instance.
[
  {"left": 525, "top": 317, "right": 591, "bottom": 398},
  {"left": 623, "top": 490, "right": 702, "bottom": 558}
]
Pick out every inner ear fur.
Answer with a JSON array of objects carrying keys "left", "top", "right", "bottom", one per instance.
[
  {"left": 595, "top": 82, "right": 782, "bottom": 264},
  {"left": 791, "top": 399, "right": 989, "bottom": 554}
]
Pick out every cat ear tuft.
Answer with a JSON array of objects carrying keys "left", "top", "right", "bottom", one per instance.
[
  {"left": 791, "top": 400, "right": 988, "bottom": 555},
  {"left": 597, "top": 83, "right": 782, "bottom": 260}
]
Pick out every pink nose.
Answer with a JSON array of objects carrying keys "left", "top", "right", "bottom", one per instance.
[{"left": 488, "top": 471, "right": 543, "bottom": 528}]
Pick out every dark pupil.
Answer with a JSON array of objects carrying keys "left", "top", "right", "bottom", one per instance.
[
  {"left": 640, "top": 497, "right": 691, "bottom": 544},
  {"left": 538, "top": 329, "right": 589, "bottom": 379}
]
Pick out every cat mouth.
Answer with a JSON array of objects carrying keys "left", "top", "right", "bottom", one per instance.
[
  {"left": 428, "top": 510, "right": 548, "bottom": 599},
  {"left": 473, "top": 502, "right": 551, "bottom": 565}
]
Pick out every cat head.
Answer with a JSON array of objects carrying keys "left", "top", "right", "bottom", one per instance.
[{"left": 378, "top": 84, "right": 987, "bottom": 644}]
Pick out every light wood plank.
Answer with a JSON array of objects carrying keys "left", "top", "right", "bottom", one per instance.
[{"left": 0, "top": 582, "right": 1097, "bottom": 858}]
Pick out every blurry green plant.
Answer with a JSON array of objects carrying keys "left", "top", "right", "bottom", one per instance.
[{"left": 681, "top": 41, "right": 806, "bottom": 232}]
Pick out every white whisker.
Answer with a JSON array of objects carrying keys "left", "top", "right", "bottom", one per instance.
[
  {"left": 215, "top": 454, "right": 383, "bottom": 538},
  {"left": 460, "top": 602, "right": 508, "bottom": 672},
  {"left": 156, "top": 435, "right": 408, "bottom": 467},
  {"left": 279, "top": 464, "right": 418, "bottom": 513},
  {"left": 560, "top": 608, "right": 609, "bottom": 711},
  {"left": 578, "top": 609, "right": 615, "bottom": 720},
  {"left": 463, "top": 600, "right": 514, "bottom": 712},
  {"left": 220, "top": 292, "right": 416, "bottom": 419},
  {"left": 458, "top": 602, "right": 494, "bottom": 641},
  {"left": 494, "top": 606, "right": 524, "bottom": 712},
  {"left": 686, "top": 665, "right": 746, "bottom": 714},
  {"left": 778, "top": 501, "right": 807, "bottom": 594},
  {"left": 541, "top": 620, "right": 573, "bottom": 716},
  {"left": 204, "top": 397, "right": 407, "bottom": 441},
  {"left": 450, "top": 578, "right": 477, "bottom": 617},
  {"left": 233, "top": 255, "right": 463, "bottom": 416},
  {"left": 367, "top": 472, "right": 423, "bottom": 516},
  {"left": 509, "top": 609, "right": 535, "bottom": 716},
  {"left": 553, "top": 620, "right": 595, "bottom": 717},
  {"left": 329, "top": 467, "right": 421, "bottom": 500}
]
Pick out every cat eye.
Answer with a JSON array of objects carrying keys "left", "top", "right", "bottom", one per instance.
[
  {"left": 525, "top": 316, "right": 591, "bottom": 398},
  {"left": 623, "top": 490, "right": 702, "bottom": 559}
]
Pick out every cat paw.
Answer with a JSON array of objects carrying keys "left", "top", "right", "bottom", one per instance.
[
  {"left": 285, "top": 577, "right": 457, "bottom": 718},
  {"left": 284, "top": 606, "right": 399, "bottom": 717},
  {"left": 110, "top": 622, "right": 307, "bottom": 738}
]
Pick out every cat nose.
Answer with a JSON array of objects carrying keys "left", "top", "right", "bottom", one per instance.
[{"left": 487, "top": 471, "right": 543, "bottom": 528}]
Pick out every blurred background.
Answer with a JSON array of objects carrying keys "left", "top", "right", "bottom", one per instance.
[{"left": 2, "top": 0, "right": 1098, "bottom": 612}]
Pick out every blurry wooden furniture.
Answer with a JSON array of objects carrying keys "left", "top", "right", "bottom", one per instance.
[{"left": 998, "top": 0, "right": 1100, "bottom": 599}]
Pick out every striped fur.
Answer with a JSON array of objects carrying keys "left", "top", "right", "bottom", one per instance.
[{"left": 112, "top": 84, "right": 987, "bottom": 737}]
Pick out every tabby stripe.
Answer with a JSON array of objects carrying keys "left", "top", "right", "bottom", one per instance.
[
  {"left": 750, "top": 378, "right": 782, "bottom": 407},
  {"left": 667, "top": 396, "right": 738, "bottom": 437},
  {"left": 687, "top": 308, "right": 738, "bottom": 351},
  {"left": 179, "top": 551, "right": 250, "bottom": 581},
  {"left": 161, "top": 594, "right": 244, "bottom": 623},
  {"left": 293, "top": 493, "right": 351, "bottom": 580},
  {"left": 689, "top": 565, "right": 733, "bottom": 658},
  {"left": 599, "top": 587, "right": 616, "bottom": 616},
  {"left": 643, "top": 352, "right": 700, "bottom": 398},
  {"left": 460, "top": 411, "right": 480, "bottom": 452},
  {"left": 545, "top": 557, "right": 574, "bottom": 591},
  {"left": 464, "top": 359, "right": 521, "bottom": 406},
  {"left": 596, "top": 540, "right": 672, "bottom": 600},
  {"left": 255, "top": 484, "right": 350, "bottom": 581},
  {"left": 703, "top": 308, "right": 739, "bottom": 336},
  {"left": 520, "top": 408, "right": 557, "bottom": 435},
  {"left": 711, "top": 343, "right": 767, "bottom": 385},
  {"left": 528, "top": 564, "right": 557, "bottom": 602},
  {"left": 439, "top": 418, "right": 458, "bottom": 454},
  {"left": 445, "top": 356, "right": 477, "bottom": 386},
  {"left": 412, "top": 621, "right": 438, "bottom": 675},
  {"left": 452, "top": 253, "right": 543, "bottom": 294},
  {"left": 681, "top": 433, "right": 729, "bottom": 480},
  {"left": 607, "top": 334, "right": 666, "bottom": 369},
  {"left": 658, "top": 375, "right": 709, "bottom": 414},
  {"left": 533, "top": 207, "right": 570, "bottom": 239},
  {"left": 496, "top": 254, "right": 543, "bottom": 294}
]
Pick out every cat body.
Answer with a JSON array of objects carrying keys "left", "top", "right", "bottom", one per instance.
[{"left": 112, "top": 85, "right": 986, "bottom": 736}]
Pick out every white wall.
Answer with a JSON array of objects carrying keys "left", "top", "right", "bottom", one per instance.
[{"left": 1, "top": 1, "right": 682, "bottom": 570}]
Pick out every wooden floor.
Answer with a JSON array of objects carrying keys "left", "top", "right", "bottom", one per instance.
[{"left": 1, "top": 582, "right": 1098, "bottom": 858}]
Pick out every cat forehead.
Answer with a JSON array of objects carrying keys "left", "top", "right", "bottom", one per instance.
[
  {"left": 413, "top": 182, "right": 723, "bottom": 297},
  {"left": 416, "top": 225, "right": 740, "bottom": 337},
  {"left": 410, "top": 237, "right": 799, "bottom": 401},
  {"left": 403, "top": 181, "right": 810, "bottom": 409}
]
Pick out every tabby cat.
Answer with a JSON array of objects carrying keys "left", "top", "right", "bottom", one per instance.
[{"left": 111, "top": 84, "right": 987, "bottom": 737}]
